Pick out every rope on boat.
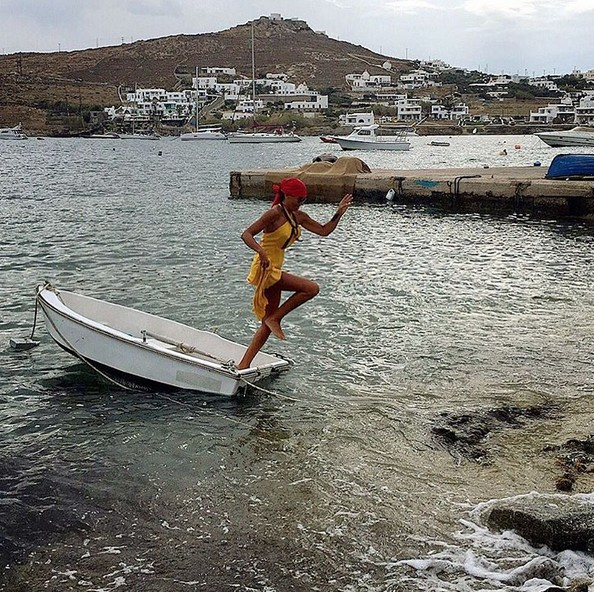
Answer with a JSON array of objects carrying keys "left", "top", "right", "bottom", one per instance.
[
  {"left": 30, "top": 292, "right": 40, "bottom": 340},
  {"left": 141, "top": 329, "right": 230, "bottom": 364},
  {"left": 238, "top": 376, "right": 299, "bottom": 402}
]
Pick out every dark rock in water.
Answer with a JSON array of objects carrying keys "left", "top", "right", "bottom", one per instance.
[
  {"left": 544, "top": 435, "right": 594, "bottom": 492},
  {"left": 432, "top": 404, "right": 558, "bottom": 463},
  {"left": 486, "top": 494, "right": 594, "bottom": 552}
]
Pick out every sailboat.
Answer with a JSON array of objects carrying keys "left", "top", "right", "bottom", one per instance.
[
  {"left": 227, "top": 24, "right": 301, "bottom": 144},
  {"left": 180, "top": 71, "right": 227, "bottom": 141}
]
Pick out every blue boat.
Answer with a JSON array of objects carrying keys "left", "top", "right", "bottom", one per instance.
[{"left": 546, "top": 153, "right": 594, "bottom": 179}]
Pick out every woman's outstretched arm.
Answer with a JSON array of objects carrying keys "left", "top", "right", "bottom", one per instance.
[{"left": 298, "top": 193, "right": 353, "bottom": 236}]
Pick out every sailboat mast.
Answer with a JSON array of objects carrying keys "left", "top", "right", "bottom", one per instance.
[
  {"left": 195, "top": 66, "right": 199, "bottom": 132},
  {"left": 251, "top": 23, "right": 256, "bottom": 115}
]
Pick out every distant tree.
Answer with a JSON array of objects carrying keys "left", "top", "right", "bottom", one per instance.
[
  {"left": 437, "top": 70, "right": 488, "bottom": 93},
  {"left": 506, "top": 82, "right": 560, "bottom": 99},
  {"left": 318, "top": 86, "right": 352, "bottom": 107},
  {"left": 557, "top": 75, "right": 590, "bottom": 92}
]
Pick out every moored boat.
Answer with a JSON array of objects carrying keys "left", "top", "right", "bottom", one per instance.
[
  {"left": 228, "top": 129, "right": 302, "bottom": 143},
  {"left": 180, "top": 127, "right": 227, "bottom": 141},
  {"left": 545, "top": 153, "right": 594, "bottom": 179},
  {"left": 88, "top": 132, "right": 121, "bottom": 139},
  {"left": 334, "top": 124, "right": 410, "bottom": 151},
  {"left": 535, "top": 126, "right": 594, "bottom": 147},
  {"left": 36, "top": 284, "right": 292, "bottom": 396},
  {"left": 0, "top": 124, "right": 28, "bottom": 140},
  {"left": 119, "top": 131, "right": 160, "bottom": 140}
]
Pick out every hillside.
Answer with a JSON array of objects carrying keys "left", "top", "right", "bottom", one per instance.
[{"left": 0, "top": 16, "right": 412, "bottom": 134}]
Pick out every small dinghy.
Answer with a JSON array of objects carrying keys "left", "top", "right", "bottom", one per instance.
[
  {"left": 36, "top": 284, "right": 292, "bottom": 396},
  {"left": 545, "top": 153, "right": 594, "bottom": 179}
]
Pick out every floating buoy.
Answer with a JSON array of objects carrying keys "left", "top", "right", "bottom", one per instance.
[
  {"left": 533, "top": 161, "right": 541, "bottom": 167},
  {"left": 515, "top": 144, "right": 521, "bottom": 149},
  {"left": 9, "top": 337, "right": 40, "bottom": 351}
]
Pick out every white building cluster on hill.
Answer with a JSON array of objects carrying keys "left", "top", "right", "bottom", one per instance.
[{"left": 104, "top": 63, "right": 329, "bottom": 126}]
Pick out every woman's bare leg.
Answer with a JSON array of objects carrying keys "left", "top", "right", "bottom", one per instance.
[
  {"left": 264, "top": 272, "right": 319, "bottom": 340},
  {"left": 236, "top": 283, "right": 282, "bottom": 370}
]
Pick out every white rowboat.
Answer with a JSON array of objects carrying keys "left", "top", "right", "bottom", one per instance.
[{"left": 36, "top": 285, "right": 292, "bottom": 396}]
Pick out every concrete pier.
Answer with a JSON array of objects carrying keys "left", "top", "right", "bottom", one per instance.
[{"left": 229, "top": 158, "right": 594, "bottom": 220}]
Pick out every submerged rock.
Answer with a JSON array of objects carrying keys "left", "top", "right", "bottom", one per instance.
[
  {"left": 432, "top": 404, "right": 558, "bottom": 463},
  {"left": 544, "top": 436, "right": 594, "bottom": 492},
  {"left": 486, "top": 494, "right": 594, "bottom": 552}
]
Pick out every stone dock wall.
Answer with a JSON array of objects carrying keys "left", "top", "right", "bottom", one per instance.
[{"left": 229, "top": 164, "right": 594, "bottom": 221}]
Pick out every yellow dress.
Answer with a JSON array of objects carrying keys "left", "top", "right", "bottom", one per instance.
[{"left": 247, "top": 217, "right": 301, "bottom": 320}]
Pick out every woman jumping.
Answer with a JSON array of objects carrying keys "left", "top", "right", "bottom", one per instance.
[{"left": 237, "top": 177, "right": 352, "bottom": 370}]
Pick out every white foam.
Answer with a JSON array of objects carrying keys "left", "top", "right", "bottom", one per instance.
[{"left": 389, "top": 491, "right": 594, "bottom": 591}]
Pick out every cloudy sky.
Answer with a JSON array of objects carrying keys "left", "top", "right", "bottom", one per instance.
[{"left": 1, "top": 0, "right": 593, "bottom": 76}]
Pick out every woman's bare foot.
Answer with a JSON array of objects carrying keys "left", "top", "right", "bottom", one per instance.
[{"left": 264, "top": 317, "right": 286, "bottom": 340}]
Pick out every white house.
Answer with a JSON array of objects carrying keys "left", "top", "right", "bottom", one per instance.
[
  {"left": 395, "top": 97, "right": 423, "bottom": 121},
  {"left": 530, "top": 77, "right": 561, "bottom": 93},
  {"left": 339, "top": 112, "right": 375, "bottom": 126},
  {"left": 346, "top": 70, "right": 392, "bottom": 90},
  {"left": 575, "top": 93, "right": 594, "bottom": 125},
  {"left": 398, "top": 70, "right": 439, "bottom": 90},
  {"left": 529, "top": 98, "right": 575, "bottom": 123},
  {"left": 203, "top": 67, "right": 236, "bottom": 76},
  {"left": 431, "top": 103, "right": 469, "bottom": 120},
  {"left": 284, "top": 94, "right": 328, "bottom": 111}
]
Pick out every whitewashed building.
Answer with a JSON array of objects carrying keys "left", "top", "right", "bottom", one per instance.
[
  {"left": 284, "top": 94, "right": 328, "bottom": 111},
  {"left": 529, "top": 98, "right": 575, "bottom": 123},
  {"left": 431, "top": 103, "right": 469, "bottom": 120},
  {"left": 395, "top": 97, "right": 423, "bottom": 121},
  {"left": 339, "top": 112, "right": 375, "bottom": 126},
  {"left": 575, "top": 93, "right": 594, "bottom": 125},
  {"left": 346, "top": 70, "right": 393, "bottom": 91}
]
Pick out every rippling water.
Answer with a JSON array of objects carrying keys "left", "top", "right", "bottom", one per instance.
[{"left": 2, "top": 135, "right": 594, "bottom": 591}]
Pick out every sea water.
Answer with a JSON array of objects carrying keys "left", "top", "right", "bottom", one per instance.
[{"left": 1, "top": 135, "right": 594, "bottom": 591}]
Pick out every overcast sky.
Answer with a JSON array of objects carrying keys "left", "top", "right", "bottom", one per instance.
[{"left": 1, "top": 0, "right": 593, "bottom": 76}]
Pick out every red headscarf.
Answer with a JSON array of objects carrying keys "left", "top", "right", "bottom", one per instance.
[{"left": 272, "top": 177, "right": 307, "bottom": 205}]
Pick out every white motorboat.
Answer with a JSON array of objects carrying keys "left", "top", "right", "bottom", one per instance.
[
  {"left": 36, "top": 284, "right": 292, "bottom": 396},
  {"left": 334, "top": 125, "right": 410, "bottom": 151},
  {"left": 227, "top": 129, "right": 302, "bottom": 143},
  {"left": 119, "top": 132, "right": 160, "bottom": 140},
  {"left": 535, "top": 126, "right": 594, "bottom": 147},
  {"left": 88, "top": 132, "right": 121, "bottom": 139},
  {"left": 180, "top": 127, "right": 227, "bottom": 141},
  {"left": 0, "top": 124, "right": 28, "bottom": 140}
]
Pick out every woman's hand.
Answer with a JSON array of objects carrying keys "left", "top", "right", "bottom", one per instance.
[
  {"left": 337, "top": 193, "right": 353, "bottom": 216},
  {"left": 332, "top": 193, "right": 353, "bottom": 221},
  {"left": 258, "top": 252, "right": 270, "bottom": 270}
]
